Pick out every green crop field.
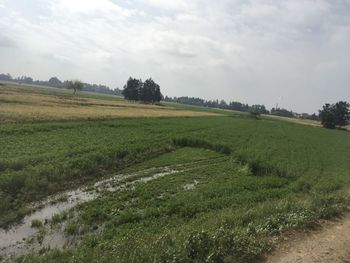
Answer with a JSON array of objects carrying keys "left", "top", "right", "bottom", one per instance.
[{"left": 1, "top": 84, "right": 350, "bottom": 262}]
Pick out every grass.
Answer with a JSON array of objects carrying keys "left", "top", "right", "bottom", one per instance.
[
  {"left": 264, "top": 113, "right": 350, "bottom": 131},
  {"left": 0, "top": 83, "right": 218, "bottom": 122},
  {"left": 31, "top": 219, "right": 43, "bottom": 228},
  {"left": 1, "top": 116, "right": 349, "bottom": 223},
  {"left": 23, "top": 147, "right": 350, "bottom": 262},
  {"left": 1, "top": 83, "right": 350, "bottom": 261}
]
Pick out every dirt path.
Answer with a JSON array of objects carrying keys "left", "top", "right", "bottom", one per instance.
[{"left": 264, "top": 213, "right": 350, "bottom": 263}]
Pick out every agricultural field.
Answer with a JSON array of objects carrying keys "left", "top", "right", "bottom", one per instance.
[
  {"left": 265, "top": 114, "right": 350, "bottom": 131},
  {"left": 0, "top": 83, "right": 350, "bottom": 262},
  {"left": 0, "top": 83, "right": 217, "bottom": 123}
]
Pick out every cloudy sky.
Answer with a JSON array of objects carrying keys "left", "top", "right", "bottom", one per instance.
[{"left": 0, "top": 0, "right": 349, "bottom": 113}]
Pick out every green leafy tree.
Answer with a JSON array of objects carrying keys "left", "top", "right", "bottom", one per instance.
[
  {"left": 319, "top": 101, "right": 349, "bottom": 129},
  {"left": 123, "top": 77, "right": 161, "bottom": 103},
  {"left": 154, "top": 86, "right": 162, "bottom": 103},
  {"left": 140, "top": 78, "right": 153, "bottom": 102},
  {"left": 334, "top": 101, "right": 350, "bottom": 127},
  {"left": 141, "top": 78, "right": 161, "bottom": 103},
  {"left": 65, "top": 80, "right": 83, "bottom": 95},
  {"left": 319, "top": 104, "right": 336, "bottom": 129},
  {"left": 122, "top": 77, "right": 142, "bottom": 101},
  {"left": 250, "top": 105, "right": 269, "bottom": 114}
]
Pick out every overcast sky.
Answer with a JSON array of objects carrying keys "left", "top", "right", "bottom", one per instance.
[{"left": 0, "top": 0, "right": 349, "bottom": 113}]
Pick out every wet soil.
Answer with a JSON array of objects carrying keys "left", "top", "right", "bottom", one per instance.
[{"left": 0, "top": 167, "right": 179, "bottom": 261}]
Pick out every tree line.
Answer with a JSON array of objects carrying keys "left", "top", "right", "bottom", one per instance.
[
  {"left": 163, "top": 96, "right": 323, "bottom": 120},
  {"left": 3, "top": 73, "right": 348, "bottom": 128},
  {"left": 0, "top": 73, "right": 123, "bottom": 96},
  {"left": 164, "top": 96, "right": 272, "bottom": 115},
  {"left": 122, "top": 77, "right": 162, "bottom": 103}
]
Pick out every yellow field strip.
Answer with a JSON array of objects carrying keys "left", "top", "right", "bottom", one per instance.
[{"left": 0, "top": 84, "right": 219, "bottom": 122}]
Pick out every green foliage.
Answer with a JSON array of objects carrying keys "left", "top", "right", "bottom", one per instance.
[
  {"left": 31, "top": 219, "right": 43, "bottom": 228},
  {"left": 122, "top": 77, "right": 162, "bottom": 103},
  {"left": 334, "top": 101, "right": 350, "bottom": 127},
  {"left": 65, "top": 220, "right": 79, "bottom": 235},
  {"left": 179, "top": 228, "right": 265, "bottom": 263},
  {"left": 50, "top": 212, "right": 68, "bottom": 225},
  {"left": 164, "top": 96, "right": 269, "bottom": 114},
  {"left": 64, "top": 80, "right": 83, "bottom": 95},
  {"left": 319, "top": 101, "right": 350, "bottom": 129}
]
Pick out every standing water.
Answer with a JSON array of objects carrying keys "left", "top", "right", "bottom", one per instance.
[{"left": 0, "top": 167, "right": 179, "bottom": 260}]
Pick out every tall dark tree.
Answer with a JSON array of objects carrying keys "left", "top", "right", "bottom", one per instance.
[
  {"left": 334, "top": 101, "right": 350, "bottom": 127},
  {"left": 319, "top": 101, "right": 349, "bottom": 129},
  {"left": 250, "top": 104, "right": 269, "bottom": 114},
  {"left": 123, "top": 77, "right": 161, "bottom": 103},
  {"left": 140, "top": 78, "right": 154, "bottom": 102},
  {"left": 122, "top": 77, "right": 142, "bottom": 101},
  {"left": 48, "top": 77, "right": 62, "bottom": 88},
  {"left": 319, "top": 103, "right": 336, "bottom": 129},
  {"left": 154, "top": 86, "right": 162, "bottom": 103}
]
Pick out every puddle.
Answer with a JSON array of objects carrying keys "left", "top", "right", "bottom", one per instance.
[
  {"left": 0, "top": 167, "right": 179, "bottom": 260},
  {"left": 183, "top": 180, "right": 199, "bottom": 190}
]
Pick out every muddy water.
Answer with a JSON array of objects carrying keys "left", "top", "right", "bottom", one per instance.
[{"left": 0, "top": 167, "right": 178, "bottom": 260}]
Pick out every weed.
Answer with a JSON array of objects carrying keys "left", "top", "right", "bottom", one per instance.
[
  {"left": 31, "top": 219, "right": 43, "bottom": 228},
  {"left": 171, "top": 137, "right": 231, "bottom": 155},
  {"left": 65, "top": 220, "right": 79, "bottom": 236}
]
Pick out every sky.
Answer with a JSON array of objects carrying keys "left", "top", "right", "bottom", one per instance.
[{"left": 0, "top": 0, "right": 349, "bottom": 113}]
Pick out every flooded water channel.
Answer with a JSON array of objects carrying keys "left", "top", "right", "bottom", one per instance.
[{"left": 0, "top": 167, "right": 179, "bottom": 260}]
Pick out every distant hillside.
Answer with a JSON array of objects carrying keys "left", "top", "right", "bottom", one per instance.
[{"left": 0, "top": 73, "right": 123, "bottom": 96}]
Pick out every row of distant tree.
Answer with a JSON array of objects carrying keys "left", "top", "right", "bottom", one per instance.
[
  {"left": 164, "top": 96, "right": 270, "bottom": 114},
  {"left": 0, "top": 73, "right": 123, "bottom": 96},
  {"left": 3, "top": 73, "right": 347, "bottom": 128},
  {"left": 122, "top": 77, "right": 162, "bottom": 103},
  {"left": 121, "top": 77, "right": 349, "bottom": 129},
  {"left": 163, "top": 96, "right": 321, "bottom": 120}
]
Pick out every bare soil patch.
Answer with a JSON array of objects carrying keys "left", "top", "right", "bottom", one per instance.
[{"left": 264, "top": 212, "right": 350, "bottom": 263}]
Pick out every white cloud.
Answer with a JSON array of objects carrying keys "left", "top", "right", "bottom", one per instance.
[
  {"left": 0, "top": 0, "right": 349, "bottom": 112},
  {"left": 51, "top": 0, "right": 129, "bottom": 15},
  {"left": 0, "top": 0, "right": 7, "bottom": 8},
  {"left": 139, "top": 0, "right": 190, "bottom": 11}
]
